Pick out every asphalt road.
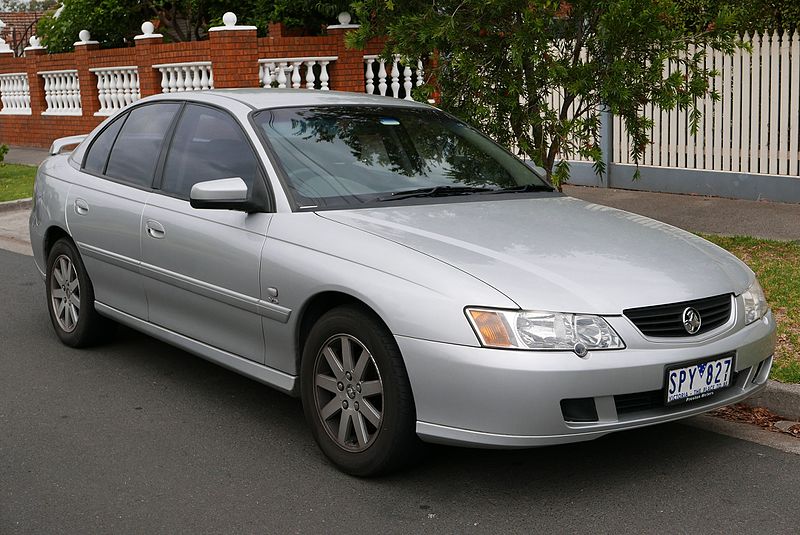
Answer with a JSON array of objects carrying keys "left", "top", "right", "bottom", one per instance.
[{"left": 1, "top": 248, "right": 798, "bottom": 534}]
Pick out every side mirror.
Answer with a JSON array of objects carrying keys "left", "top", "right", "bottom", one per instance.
[{"left": 189, "top": 177, "right": 261, "bottom": 212}]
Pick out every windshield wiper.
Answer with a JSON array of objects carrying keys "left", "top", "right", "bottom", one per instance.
[
  {"left": 376, "top": 185, "right": 494, "bottom": 201},
  {"left": 484, "top": 184, "right": 555, "bottom": 194}
]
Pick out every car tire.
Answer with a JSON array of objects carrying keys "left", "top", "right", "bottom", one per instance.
[
  {"left": 45, "top": 237, "right": 112, "bottom": 348},
  {"left": 300, "top": 305, "right": 423, "bottom": 476}
]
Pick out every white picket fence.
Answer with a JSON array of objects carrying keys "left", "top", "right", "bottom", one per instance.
[{"left": 550, "top": 31, "right": 800, "bottom": 178}]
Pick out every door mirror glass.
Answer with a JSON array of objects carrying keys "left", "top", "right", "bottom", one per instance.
[{"left": 190, "top": 177, "right": 258, "bottom": 211}]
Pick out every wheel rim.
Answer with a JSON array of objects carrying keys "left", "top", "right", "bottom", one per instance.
[
  {"left": 313, "top": 334, "right": 384, "bottom": 452},
  {"left": 50, "top": 254, "right": 80, "bottom": 333}
]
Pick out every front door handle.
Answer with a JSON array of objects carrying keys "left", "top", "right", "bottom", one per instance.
[
  {"left": 74, "top": 198, "right": 89, "bottom": 215},
  {"left": 145, "top": 219, "right": 165, "bottom": 239}
]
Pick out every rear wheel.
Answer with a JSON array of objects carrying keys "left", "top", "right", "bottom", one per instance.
[
  {"left": 46, "top": 238, "right": 111, "bottom": 347},
  {"left": 301, "top": 305, "right": 422, "bottom": 476}
]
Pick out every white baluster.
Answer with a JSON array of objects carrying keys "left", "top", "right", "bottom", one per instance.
[
  {"left": 174, "top": 67, "right": 184, "bottom": 92},
  {"left": 71, "top": 73, "right": 80, "bottom": 110},
  {"left": 292, "top": 61, "right": 302, "bottom": 88},
  {"left": 319, "top": 61, "right": 329, "bottom": 90},
  {"left": 160, "top": 69, "right": 169, "bottom": 93},
  {"left": 208, "top": 67, "right": 213, "bottom": 89},
  {"left": 266, "top": 62, "right": 276, "bottom": 87},
  {"left": 365, "top": 58, "right": 374, "bottom": 94},
  {"left": 416, "top": 59, "right": 424, "bottom": 87},
  {"left": 390, "top": 56, "right": 400, "bottom": 98},
  {"left": 305, "top": 60, "right": 316, "bottom": 89},
  {"left": 403, "top": 63, "right": 412, "bottom": 100},
  {"left": 276, "top": 64, "right": 287, "bottom": 88},
  {"left": 133, "top": 70, "right": 141, "bottom": 102},
  {"left": 168, "top": 68, "right": 177, "bottom": 92},
  {"left": 378, "top": 59, "right": 387, "bottom": 96},
  {"left": 195, "top": 66, "right": 208, "bottom": 89},
  {"left": 96, "top": 70, "right": 106, "bottom": 112}
]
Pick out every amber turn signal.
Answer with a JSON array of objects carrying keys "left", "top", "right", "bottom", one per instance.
[{"left": 467, "top": 309, "right": 514, "bottom": 348}]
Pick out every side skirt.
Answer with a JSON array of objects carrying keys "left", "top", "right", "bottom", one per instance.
[{"left": 94, "top": 301, "right": 298, "bottom": 396}]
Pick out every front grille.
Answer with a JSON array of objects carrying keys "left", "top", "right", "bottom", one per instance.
[{"left": 623, "top": 294, "right": 733, "bottom": 337}]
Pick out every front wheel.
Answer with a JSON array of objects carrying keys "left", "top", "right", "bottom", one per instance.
[{"left": 300, "top": 305, "right": 422, "bottom": 476}]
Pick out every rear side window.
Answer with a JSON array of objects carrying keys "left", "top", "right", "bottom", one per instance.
[
  {"left": 105, "top": 103, "right": 181, "bottom": 188},
  {"left": 161, "top": 104, "right": 260, "bottom": 199},
  {"left": 83, "top": 114, "right": 126, "bottom": 175}
]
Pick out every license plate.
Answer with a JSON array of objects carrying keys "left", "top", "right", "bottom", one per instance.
[{"left": 665, "top": 356, "right": 733, "bottom": 405}]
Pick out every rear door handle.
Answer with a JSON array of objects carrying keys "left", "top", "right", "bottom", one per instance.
[
  {"left": 74, "top": 198, "right": 89, "bottom": 215},
  {"left": 145, "top": 219, "right": 165, "bottom": 239}
]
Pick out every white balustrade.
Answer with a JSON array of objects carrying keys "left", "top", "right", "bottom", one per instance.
[
  {"left": 40, "top": 70, "right": 82, "bottom": 115},
  {"left": 153, "top": 61, "right": 213, "bottom": 93},
  {"left": 0, "top": 73, "right": 31, "bottom": 115},
  {"left": 90, "top": 66, "right": 140, "bottom": 115},
  {"left": 258, "top": 57, "right": 337, "bottom": 90},
  {"left": 363, "top": 55, "right": 424, "bottom": 100}
]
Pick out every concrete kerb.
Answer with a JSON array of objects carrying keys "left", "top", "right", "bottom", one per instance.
[
  {"left": 743, "top": 381, "right": 800, "bottom": 421},
  {"left": 0, "top": 198, "right": 32, "bottom": 213}
]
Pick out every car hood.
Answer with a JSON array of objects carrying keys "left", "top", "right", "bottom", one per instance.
[{"left": 318, "top": 196, "right": 753, "bottom": 314}]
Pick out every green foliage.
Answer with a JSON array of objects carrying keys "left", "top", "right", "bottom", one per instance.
[
  {"left": 0, "top": 144, "right": 8, "bottom": 166},
  {"left": 348, "top": 0, "right": 744, "bottom": 188},
  {"left": 36, "top": 0, "right": 348, "bottom": 52},
  {"left": 37, "top": 0, "right": 146, "bottom": 52},
  {"left": 676, "top": 0, "right": 800, "bottom": 33}
]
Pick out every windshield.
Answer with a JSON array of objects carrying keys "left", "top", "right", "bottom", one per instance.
[{"left": 252, "top": 105, "right": 551, "bottom": 209}]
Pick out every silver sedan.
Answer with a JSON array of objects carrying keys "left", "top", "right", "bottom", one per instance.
[{"left": 29, "top": 90, "right": 776, "bottom": 476}]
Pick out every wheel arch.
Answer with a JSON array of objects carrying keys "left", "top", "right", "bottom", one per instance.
[
  {"left": 43, "top": 225, "right": 73, "bottom": 260},
  {"left": 295, "top": 291, "right": 393, "bottom": 369}
]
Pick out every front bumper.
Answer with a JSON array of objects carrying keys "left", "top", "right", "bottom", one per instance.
[{"left": 399, "top": 310, "right": 776, "bottom": 448}]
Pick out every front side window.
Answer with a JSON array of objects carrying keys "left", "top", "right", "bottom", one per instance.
[
  {"left": 253, "top": 106, "right": 550, "bottom": 209},
  {"left": 105, "top": 103, "right": 181, "bottom": 188},
  {"left": 161, "top": 104, "right": 260, "bottom": 199}
]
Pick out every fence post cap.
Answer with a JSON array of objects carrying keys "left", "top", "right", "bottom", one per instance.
[
  {"left": 135, "top": 20, "right": 163, "bottom": 40},
  {"left": 24, "top": 35, "right": 46, "bottom": 51},
  {"left": 74, "top": 29, "right": 99, "bottom": 46},
  {"left": 209, "top": 11, "right": 257, "bottom": 32},
  {"left": 0, "top": 36, "right": 12, "bottom": 53},
  {"left": 327, "top": 12, "right": 360, "bottom": 30}
]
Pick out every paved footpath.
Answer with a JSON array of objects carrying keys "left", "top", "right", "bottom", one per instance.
[{"left": 563, "top": 185, "right": 800, "bottom": 241}]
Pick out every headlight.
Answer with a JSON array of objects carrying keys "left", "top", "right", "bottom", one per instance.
[
  {"left": 741, "top": 279, "right": 768, "bottom": 324},
  {"left": 466, "top": 308, "right": 625, "bottom": 351}
]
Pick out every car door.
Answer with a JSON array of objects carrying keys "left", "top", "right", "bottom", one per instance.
[
  {"left": 140, "top": 103, "right": 272, "bottom": 363},
  {"left": 67, "top": 102, "right": 181, "bottom": 319}
]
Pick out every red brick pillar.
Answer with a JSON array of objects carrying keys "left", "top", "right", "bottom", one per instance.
[
  {"left": 23, "top": 43, "right": 47, "bottom": 117},
  {"left": 208, "top": 14, "right": 259, "bottom": 89},
  {"left": 134, "top": 24, "right": 164, "bottom": 97},
  {"left": 327, "top": 24, "right": 364, "bottom": 93},
  {"left": 74, "top": 38, "right": 100, "bottom": 116}
]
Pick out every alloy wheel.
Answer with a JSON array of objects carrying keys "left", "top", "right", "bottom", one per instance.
[
  {"left": 50, "top": 254, "right": 80, "bottom": 333},
  {"left": 313, "top": 334, "right": 384, "bottom": 452}
]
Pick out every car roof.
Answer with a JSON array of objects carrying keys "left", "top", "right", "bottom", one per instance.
[{"left": 144, "top": 88, "right": 433, "bottom": 111}]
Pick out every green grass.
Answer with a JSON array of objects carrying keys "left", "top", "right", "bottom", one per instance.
[
  {"left": 0, "top": 163, "right": 36, "bottom": 203},
  {"left": 702, "top": 235, "right": 800, "bottom": 384}
]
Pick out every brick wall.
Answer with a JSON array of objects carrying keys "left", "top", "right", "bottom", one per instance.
[{"left": 0, "top": 22, "right": 395, "bottom": 149}]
